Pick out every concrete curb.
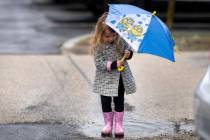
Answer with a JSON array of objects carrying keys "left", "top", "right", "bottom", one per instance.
[
  {"left": 60, "top": 34, "right": 90, "bottom": 54},
  {"left": 60, "top": 34, "right": 92, "bottom": 86}
]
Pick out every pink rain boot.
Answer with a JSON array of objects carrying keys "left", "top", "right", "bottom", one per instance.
[
  {"left": 101, "top": 112, "right": 114, "bottom": 137},
  {"left": 114, "top": 111, "right": 124, "bottom": 138}
]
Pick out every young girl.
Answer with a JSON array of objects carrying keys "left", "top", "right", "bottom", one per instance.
[{"left": 91, "top": 13, "right": 136, "bottom": 138}]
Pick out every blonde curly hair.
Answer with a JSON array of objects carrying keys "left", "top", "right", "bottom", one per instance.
[{"left": 90, "top": 12, "right": 123, "bottom": 54}]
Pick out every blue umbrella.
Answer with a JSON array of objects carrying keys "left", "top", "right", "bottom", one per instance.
[{"left": 105, "top": 4, "right": 175, "bottom": 62}]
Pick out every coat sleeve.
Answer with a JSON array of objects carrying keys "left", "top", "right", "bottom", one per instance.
[
  {"left": 121, "top": 39, "right": 134, "bottom": 60},
  {"left": 93, "top": 48, "right": 109, "bottom": 71}
]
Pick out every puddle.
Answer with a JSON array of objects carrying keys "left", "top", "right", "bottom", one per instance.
[
  {"left": 79, "top": 98, "right": 196, "bottom": 139},
  {"left": 80, "top": 118, "right": 174, "bottom": 139},
  {"left": 80, "top": 115, "right": 196, "bottom": 139},
  {"left": 0, "top": 120, "right": 196, "bottom": 140}
]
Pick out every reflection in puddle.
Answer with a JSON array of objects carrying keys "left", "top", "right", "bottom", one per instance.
[{"left": 124, "top": 102, "right": 135, "bottom": 111}]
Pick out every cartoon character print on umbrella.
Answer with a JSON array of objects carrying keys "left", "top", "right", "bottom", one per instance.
[
  {"left": 127, "top": 25, "right": 143, "bottom": 42},
  {"left": 116, "top": 15, "right": 134, "bottom": 32}
]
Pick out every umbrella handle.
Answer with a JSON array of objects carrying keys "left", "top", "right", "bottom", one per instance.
[
  {"left": 117, "top": 66, "right": 125, "bottom": 71},
  {"left": 117, "top": 56, "right": 126, "bottom": 72}
]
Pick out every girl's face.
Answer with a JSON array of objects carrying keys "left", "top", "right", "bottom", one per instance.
[{"left": 102, "top": 27, "right": 117, "bottom": 44}]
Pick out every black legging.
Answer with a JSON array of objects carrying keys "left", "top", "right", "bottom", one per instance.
[{"left": 101, "top": 75, "right": 125, "bottom": 112}]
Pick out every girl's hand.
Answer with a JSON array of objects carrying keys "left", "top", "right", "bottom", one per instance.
[
  {"left": 124, "top": 50, "right": 130, "bottom": 59},
  {"left": 117, "top": 60, "right": 124, "bottom": 67}
]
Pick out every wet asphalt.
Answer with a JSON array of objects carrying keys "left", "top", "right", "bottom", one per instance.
[
  {"left": 0, "top": 0, "right": 94, "bottom": 139},
  {"left": 0, "top": 0, "right": 94, "bottom": 54},
  {"left": 0, "top": 0, "right": 206, "bottom": 140}
]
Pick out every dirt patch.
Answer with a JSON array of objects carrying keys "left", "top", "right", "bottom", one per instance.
[
  {"left": 174, "top": 31, "right": 210, "bottom": 51},
  {"left": 69, "top": 45, "right": 91, "bottom": 55},
  {"left": 67, "top": 36, "right": 91, "bottom": 55}
]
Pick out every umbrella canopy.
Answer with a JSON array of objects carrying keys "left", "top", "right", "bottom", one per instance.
[{"left": 105, "top": 4, "right": 175, "bottom": 62}]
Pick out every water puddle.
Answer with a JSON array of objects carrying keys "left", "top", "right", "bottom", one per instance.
[{"left": 80, "top": 115, "right": 195, "bottom": 139}]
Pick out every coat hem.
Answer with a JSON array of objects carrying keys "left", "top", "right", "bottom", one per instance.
[
  {"left": 92, "top": 91, "right": 119, "bottom": 97},
  {"left": 92, "top": 90, "right": 136, "bottom": 97}
]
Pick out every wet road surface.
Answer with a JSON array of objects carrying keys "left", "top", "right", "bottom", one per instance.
[
  {"left": 0, "top": 0, "right": 93, "bottom": 54},
  {"left": 0, "top": 52, "right": 207, "bottom": 139},
  {"left": 0, "top": 0, "right": 207, "bottom": 139}
]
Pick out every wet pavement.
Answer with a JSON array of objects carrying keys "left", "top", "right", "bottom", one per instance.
[
  {"left": 0, "top": 0, "right": 93, "bottom": 54},
  {"left": 0, "top": 123, "right": 84, "bottom": 140},
  {"left": 0, "top": 0, "right": 209, "bottom": 139},
  {"left": 0, "top": 52, "right": 208, "bottom": 139},
  {"left": 0, "top": 122, "right": 196, "bottom": 140},
  {"left": 66, "top": 52, "right": 210, "bottom": 140}
]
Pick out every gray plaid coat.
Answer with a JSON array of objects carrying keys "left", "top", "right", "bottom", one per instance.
[{"left": 92, "top": 40, "right": 136, "bottom": 97}]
